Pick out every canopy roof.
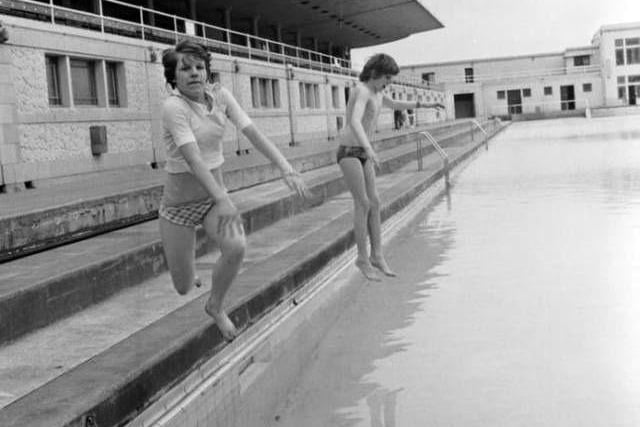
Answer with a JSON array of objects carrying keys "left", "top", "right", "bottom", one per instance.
[{"left": 186, "top": 0, "right": 443, "bottom": 48}]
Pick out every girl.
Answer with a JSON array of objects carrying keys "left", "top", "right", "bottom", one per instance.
[
  {"left": 159, "top": 41, "right": 309, "bottom": 340},
  {"left": 338, "top": 53, "right": 444, "bottom": 280}
]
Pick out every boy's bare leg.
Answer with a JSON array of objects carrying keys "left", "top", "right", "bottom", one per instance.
[
  {"left": 339, "top": 158, "right": 381, "bottom": 281},
  {"left": 363, "top": 160, "right": 396, "bottom": 277}
]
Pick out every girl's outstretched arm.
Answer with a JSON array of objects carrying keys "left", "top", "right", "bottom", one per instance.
[
  {"left": 223, "top": 87, "right": 311, "bottom": 200},
  {"left": 242, "top": 124, "right": 312, "bottom": 200}
]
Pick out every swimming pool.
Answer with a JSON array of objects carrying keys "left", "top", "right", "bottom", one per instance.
[{"left": 273, "top": 116, "right": 640, "bottom": 427}]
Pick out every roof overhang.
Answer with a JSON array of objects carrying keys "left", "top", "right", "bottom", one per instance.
[{"left": 191, "top": 0, "right": 443, "bottom": 48}]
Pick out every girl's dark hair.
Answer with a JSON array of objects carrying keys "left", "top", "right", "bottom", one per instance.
[
  {"left": 359, "top": 53, "right": 399, "bottom": 82},
  {"left": 162, "top": 40, "right": 212, "bottom": 89}
]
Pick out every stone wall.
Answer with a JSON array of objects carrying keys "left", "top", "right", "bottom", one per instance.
[{"left": 0, "top": 15, "right": 444, "bottom": 189}]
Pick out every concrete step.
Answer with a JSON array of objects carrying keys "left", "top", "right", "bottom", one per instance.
[
  {"left": 0, "top": 122, "right": 487, "bottom": 346},
  {"left": 0, "top": 121, "right": 506, "bottom": 426},
  {"left": 0, "top": 122, "right": 468, "bottom": 263}
]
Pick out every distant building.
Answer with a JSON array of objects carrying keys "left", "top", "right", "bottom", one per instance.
[
  {"left": 400, "top": 21, "right": 640, "bottom": 121},
  {"left": 0, "top": 0, "right": 445, "bottom": 191}
]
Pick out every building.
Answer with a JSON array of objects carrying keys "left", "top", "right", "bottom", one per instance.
[
  {"left": 400, "top": 21, "right": 640, "bottom": 121},
  {"left": 0, "top": 0, "right": 445, "bottom": 191}
]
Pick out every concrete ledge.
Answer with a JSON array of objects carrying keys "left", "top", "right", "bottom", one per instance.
[
  {"left": 0, "top": 130, "right": 451, "bottom": 345},
  {"left": 0, "top": 122, "right": 507, "bottom": 427},
  {"left": 0, "top": 125, "right": 449, "bottom": 262}
]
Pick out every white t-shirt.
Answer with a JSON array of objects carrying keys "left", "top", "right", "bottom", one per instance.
[{"left": 162, "top": 83, "right": 252, "bottom": 173}]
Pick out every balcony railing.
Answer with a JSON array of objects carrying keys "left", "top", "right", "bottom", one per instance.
[
  {"left": 0, "top": 0, "right": 446, "bottom": 90},
  {"left": 0, "top": 0, "right": 357, "bottom": 74},
  {"left": 433, "top": 65, "right": 602, "bottom": 85}
]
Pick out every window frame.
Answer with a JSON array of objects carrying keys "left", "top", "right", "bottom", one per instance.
[
  {"left": 250, "top": 77, "right": 281, "bottom": 109},
  {"left": 45, "top": 54, "right": 126, "bottom": 108},
  {"left": 70, "top": 57, "right": 99, "bottom": 106},
  {"left": 46, "top": 55, "right": 63, "bottom": 106}
]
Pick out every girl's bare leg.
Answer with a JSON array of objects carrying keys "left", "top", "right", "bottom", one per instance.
[
  {"left": 203, "top": 208, "right": 246, "bottom": 340},
  {"left": 159, "top": 218, "right": 200, "bottom": 294},
  {"left": 363, "top": 160, "right": 396, "bottom": 277},
  {"left": 339, "top": 158, "right": 381, "bottom": 281}
]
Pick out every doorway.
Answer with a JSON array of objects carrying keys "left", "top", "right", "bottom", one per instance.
[
  {"left": 507, "top": 90, "right": 522, "bottom": 116},
  {"left": 560, "top": 85, "right": 576, "bottom": 110},
  {"left": 628, "top": 85, "right": 639, "bottom": 105},
  {"left": 454, "top": 93, "right": 475, "bottom": 119}
]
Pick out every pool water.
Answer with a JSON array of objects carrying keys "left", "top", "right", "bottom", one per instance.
[{"left": 273, "top": 117, "right": 640, "bottom": 427}]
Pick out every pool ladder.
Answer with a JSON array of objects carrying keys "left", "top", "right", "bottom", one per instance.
[{"left": 418, "top": 130, "right": 450, "bottom": 185}]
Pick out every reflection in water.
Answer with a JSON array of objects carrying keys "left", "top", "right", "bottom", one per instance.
[
  {"left": 366, "top": 388, "right": 403, "bottom": 427},
  {"left": 275, "top": 117, "right": 640, "bottom": 427}
]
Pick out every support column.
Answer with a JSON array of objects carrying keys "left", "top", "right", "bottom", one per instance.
[
  {"left": 0, "top": 43, "right": 21, "bottom": 191},
  {"left": 224, "top": 8, "right": 232, "bottom": 30},
  {"left": 146, "top": 0, "right": 155, "bottom": 26},
  {"left": 188, "top": 0, "right": 197, "bottom": 20}
]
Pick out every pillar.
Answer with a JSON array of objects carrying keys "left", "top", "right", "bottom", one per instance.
[{"left": 0, "top": 43, "right": 21, "bottom": 191}]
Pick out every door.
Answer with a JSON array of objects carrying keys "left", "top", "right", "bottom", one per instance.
[
  {"left": 560, "top": 85, "right": 576, "bottom": 110},
  {"left": 629, "top": 85, "right": 639, "bottom": 105},
  {"left": 453, "top": 93, "right": 475, "bottom": 119},
  {"left": 507, "top": 90, "right": 522, "bottom": 116}
]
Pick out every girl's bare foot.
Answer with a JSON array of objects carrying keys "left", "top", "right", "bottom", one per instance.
[
  {"left": 370, "top": 256, "right": 397, "bottom": 277},
  {"left": 205, "top": 300, "right": 238, "bottom": 341},
  {"left": 355, "top": 258, "right": 382, "bottom": 281}
]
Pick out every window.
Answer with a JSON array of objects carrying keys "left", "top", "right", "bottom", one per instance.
[
  {"left": 46, "top": 55, "right": 62, "bottom": 106},
  {"left": 627, "top": 47, "right": 640, "bottom": 65},
  {"left": 331, "top": 85, "right": 340, "bottom": 108},
  {"left": 616, "top": 49, "right": 625, "bottom": 65},
  {"left": 582, "top": 83, "right": 592, "bottom": 92},
  {"left": 522, "top": 88, "right": 531, "bottom": 97},
  {"left": 615, "top": 39, "right": 624, "bottom": 47},
  {"left": 299, "top": 82, "right": 320, "bottom": 108},
  {"left": 70, "top": 58, "right": 98, "bottom": 105},
  {"left": 629, "top": 75, "right": 640, "bottom": 83},
  {"left": 45, "top": 55, "right": 125, "bottom": 108},
  {"left": 618, "top": 86, "right": 627, "bottom": 100},
  {"left": 251, "top": 77, "right": 280, "bottom": 108},
  {"left": 497, "top": 90, "right": 505, "bottom": 99},
  {"left": 464, "top": 67, "right": 474, "bottom": 83},
  {"left": 422, "top": 72, "right": 435, "bottom": 84},
  {"left": 627, "top": 37, "right": 640, "bottom": 46},
  {"left": 106, "top": 62, "right": 120, "bottom": 106},
  {"left": 544, "top": 86, "right": 553, "bottom": 95},
  {"left": 617, "top": 76, "right": 626, "bottom": 84},
  {"left": 573, "top": 55, "right": 590, "bottom": 66}
]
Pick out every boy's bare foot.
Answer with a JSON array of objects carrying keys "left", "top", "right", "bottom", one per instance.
[
  {"left": 355, "top": 259, "right": 382, "bottom": 281},
  {"left": 369, "top": 256, "right": 397, "bottom": 277},
  {"left": 205, "top": 300, "right": 238, "bottom": 341}
]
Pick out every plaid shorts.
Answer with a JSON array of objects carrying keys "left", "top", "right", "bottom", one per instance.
[{"left": 159, "top": 198, "right": 216, "bottom": 227}]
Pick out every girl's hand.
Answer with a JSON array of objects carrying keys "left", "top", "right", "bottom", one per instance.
[
  {"left": 213, "top": 197, "right": 243, "bottom": 238},
  {"left": 366, "top": 148, "right": 380, "bottom": 169},
  {"left": 282, "top": 169, "right": 313, "bottom": 200}
]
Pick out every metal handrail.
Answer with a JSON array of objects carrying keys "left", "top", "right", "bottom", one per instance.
[
  {"left": 7, "top": 0, "right": 353, "bottom": 73},
  {"left": 417, "top": 131, "right": 449, "bottom": 172},
  {"left": 404, "top": 64, "right": 601, "bottom": 86}
]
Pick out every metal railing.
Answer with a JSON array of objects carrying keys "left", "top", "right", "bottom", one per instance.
[
  {"left": 1, "top": 0, "right": 356, "bottom": 74},
  {"left": 404, "top": 64, "right": 601, "bottom": 86},
  {"left": 418, "top": 130, "right": 449, "bottom": 174}
]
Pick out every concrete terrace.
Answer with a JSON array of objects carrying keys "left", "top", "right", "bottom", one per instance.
[{"left": 0, "top": 120, "right": 506, "bottom": 426}]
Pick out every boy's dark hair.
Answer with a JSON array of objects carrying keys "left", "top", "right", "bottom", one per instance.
[
  {"left": 359, "top": 53, "right": 399, "bottom": 82},
  {"left": 162, "top": 40, "right": 212, "bottom": 89}
]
